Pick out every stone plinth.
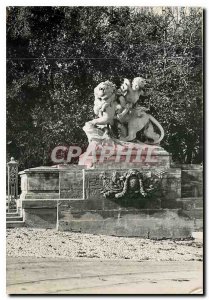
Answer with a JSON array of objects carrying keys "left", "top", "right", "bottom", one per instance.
[
  {"left": 58, "top": 200, "right": 194, "bottom": 238},
  {"left": 18, "top": 164, "right": 203, "bottom": 238}
]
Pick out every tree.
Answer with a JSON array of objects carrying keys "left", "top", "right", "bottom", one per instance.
[{"left": 6, "top": 7, "right": 203, "bottom": 169}]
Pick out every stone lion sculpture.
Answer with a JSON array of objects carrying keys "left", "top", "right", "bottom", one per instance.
[
  {"left": 84, "top": 77, "right": 164, "bottom": 145},
  {"left": 83, "top": 80, "right": 122, "bottom": 142},
  {"left": 89, "top": 80, "right": 118, "bottom": 126},
  {"left": 120, "top": 107, "right": 165, "bottom": 144}
]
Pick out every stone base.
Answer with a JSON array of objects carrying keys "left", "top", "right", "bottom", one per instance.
[
  {"left": 18, "top": 164, "right": 203, "bottom": 238},
  {"left": 20, "top": 197, "right": 200, "bottom": 238},
  {"left": 58, "top": 200, "right": 194, "bottom": 238}
]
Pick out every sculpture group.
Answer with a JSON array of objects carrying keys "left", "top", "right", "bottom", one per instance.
[{"left": 83, "top": 77, "right": 164, "bottom": 145}]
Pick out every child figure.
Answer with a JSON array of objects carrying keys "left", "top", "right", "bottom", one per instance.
[{"left": 115, "top": 77, "right": 150, "bottom": 139}]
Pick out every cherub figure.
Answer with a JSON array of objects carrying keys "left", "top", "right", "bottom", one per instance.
[
  {"left": 118, "top": 77, "right": 149, "bottom": 120},
  {"left": 116, "top": 77, "right": 164, "bottom": 143}
]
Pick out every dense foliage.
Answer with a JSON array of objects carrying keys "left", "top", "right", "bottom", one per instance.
[{"left": 7, "top": 7, "right": 203, "bottom": 169}]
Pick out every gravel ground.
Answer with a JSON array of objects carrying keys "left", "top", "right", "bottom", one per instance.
[{"left": 6, "top": 228, "right": 203, "bottom": 261}]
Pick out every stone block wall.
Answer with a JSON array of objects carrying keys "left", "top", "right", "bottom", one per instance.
[
  {"left": 59, "top": 170, "right": 84, "bottom": 199},
  {"left": 180, "top": 165, "right": 203, "bottom": 232},
  {"left": 57, "top": 199, "right": 194, "bottom": 238},
  {"left": 181, "top": 165, "right": 203, "bottom": 198},
  {"left": 20, "top": 164, "right": 203, "bottom": 238}
]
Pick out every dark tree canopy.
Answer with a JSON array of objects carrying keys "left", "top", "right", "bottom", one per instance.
[{"left": 6, "top": 7, "right": 203, "bottom": 170}]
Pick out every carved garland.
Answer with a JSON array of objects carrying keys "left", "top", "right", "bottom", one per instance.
[{"left": 100, "top": 169, "right": 164, "bottom": 199}]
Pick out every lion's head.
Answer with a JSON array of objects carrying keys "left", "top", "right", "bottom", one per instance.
[
  {"left": 132, "top": 77, "right": 147, "bottom": 91},
  {"left": 94, "top": 80, "right": 116, "bottom": 100}
]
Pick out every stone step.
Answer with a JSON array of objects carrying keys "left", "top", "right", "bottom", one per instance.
[
  {"left": 179, "top": 197, "right": 203, "bottom": 200},
  {"left": 6, "top": 216, "right": 23, "bottom": 222},
  {"left": 6, "top": 221, "right": 25, "bottom": 229},
  {"left": 177, "top": 201, "right": 203, "bottom": 219},
  {"left": 181, "top": 181, "right": 203, "bottom": 186},
  {"left": 181, "top": 187, "right": 203, "bottom": 198},
  {"left": 180, "top": 208, "right": 203, "bottom": 220},
  {"left": 176, "top": 197, "right": 203, "bottom": 209},
  {"left": 6, "top": 209, "right": 18, "bottom": 213},
  {"left": 177, "top": 197, "right": 203, "bottom": 202},
  {"left": 6, "top": 212, "right": 20, "bottom": 217}
]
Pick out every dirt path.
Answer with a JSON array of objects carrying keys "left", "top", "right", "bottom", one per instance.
[
  {"left": 7, "top": 256, "right": 203, "bottom": 294},
  {"left": 7, "top": 228, "right": 203, "bottom": 261}
]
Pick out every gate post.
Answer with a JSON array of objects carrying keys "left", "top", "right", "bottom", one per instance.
[{"left": 7, "top": 157, "right": 18, "bottom": 212}]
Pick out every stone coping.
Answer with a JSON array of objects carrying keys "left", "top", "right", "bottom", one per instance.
[
  {"left": 83, "top": 167, "right": 181, "bottom": 174},
  {"left": 19, "top": 165, "right": 181, "bottom": 174},
  {"left": 22, "top": 199, "right": 182, "bottom": 213},
  {"left": 171, "top": 164, "right": 203, "bottom": 170},
  {"left": 22, "top": 199, "right": 84, "bottom": 208},
  {"left": 18, "top": 164, "right": 201, "bottom": 175},
  {"left": 21, "top": 200, "right": 57, "bottom": 209},
  {"left": 21, "top": 196, "right": 202, "bottom": 205},
  {"left": 19, "top": 165, "right": 86, "bottom": 175}
]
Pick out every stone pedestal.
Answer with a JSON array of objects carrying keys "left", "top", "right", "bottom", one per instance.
[{"left": 18, "top": 163, "right": 203, "bottom": 238}]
